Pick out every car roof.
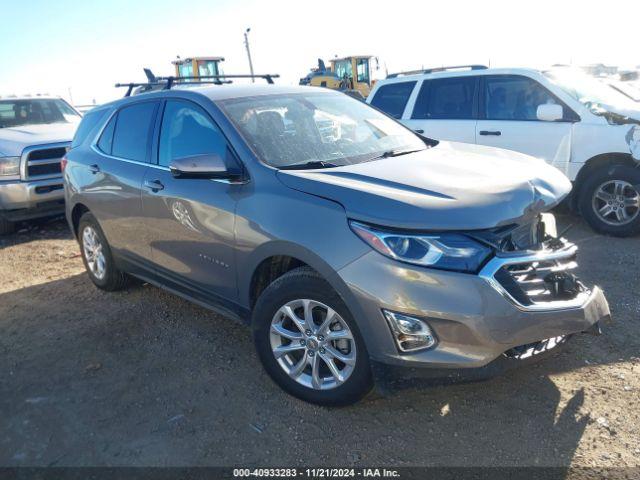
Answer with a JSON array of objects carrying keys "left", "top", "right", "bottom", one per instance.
[
  {"left": 189, "top": 83, "right": 332, "bottom": 101},
  {"left": 0, "top": 95, "right": 63, "bottom": 101},
  {"left": 378, "top": 67, "right": 543, "bottom": 84},
  {"left": 101, "top": 84, "right": 337, "bottom": 110}
]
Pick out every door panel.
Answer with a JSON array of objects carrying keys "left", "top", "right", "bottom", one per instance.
[
  {"left": 142, "top": 99, "right": 239, "bottom": 302},
  {"left": 475, "top": 120, "right": 573, "bottom": 166},
  {"left": 82, "top": 155, "right": 151, "bottom": 262},
  {"left": 82, "top": 101, "right": 159, "bottom": 265},
  {"left": 141, "top": 169, "right": 238, "bottom": 301},
  {"left": 403, "top": 118, "right": 477, "bottom": 144}
]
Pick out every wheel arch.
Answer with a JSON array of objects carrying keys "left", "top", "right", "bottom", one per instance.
[
  {"left": 70, "top": 202, "right": 91, "bottom": 239},
  {"left": 571, "top": 152, "right": 638, "bottom": 211},
  {"left": 242, "top": 241, "right": 364, "bottom": 324}
]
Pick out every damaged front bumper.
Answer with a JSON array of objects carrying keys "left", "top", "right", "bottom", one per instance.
[{"left": 338, "top": 234, "right": 611, "bottom": 388}]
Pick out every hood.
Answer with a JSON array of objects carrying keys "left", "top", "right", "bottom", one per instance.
[
  {"left": 0, "top": 122, "right": 79, "bottom": 156},
  {"left": 276, "top": 141, "right": 572, "bottom": 231},
  {"left": 593, "top": 103, "right": 640, "bottom": 125}
]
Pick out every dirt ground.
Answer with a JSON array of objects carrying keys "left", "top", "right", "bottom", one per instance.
[{"left": 0, "top": 213, "right": 638, "bottom": 470}]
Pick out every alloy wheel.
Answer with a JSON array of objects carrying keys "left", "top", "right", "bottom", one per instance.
[
  {"left": 592, "top": 179, "right": 640, "bottom": 226},
  {"left": 82, "top": 226, "right": 107, "bottom": 280},
  {"left": 269, "top": 299, "right": 356, "bottom": 390}
]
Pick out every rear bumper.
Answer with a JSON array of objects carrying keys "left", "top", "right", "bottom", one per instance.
[
  {"left": 337, "top": 247, "right": 611, "bottom": 372},
  {"left": 0, "top": 178, "right": 65, "bottom": 221}
]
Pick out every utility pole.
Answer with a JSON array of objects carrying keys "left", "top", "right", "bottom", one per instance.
[{"left": 244, "top": 27, "right": 255, "bottom": 82}]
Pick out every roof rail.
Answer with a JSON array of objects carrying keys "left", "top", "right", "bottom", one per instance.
[
  {"left": 115, "top": 71, "right": 281, "bottom": 97},
  {"left": 387, "top": 64, "right": 488, "bottom": 79}
]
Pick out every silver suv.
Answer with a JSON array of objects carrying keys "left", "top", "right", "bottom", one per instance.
[
  {"left": 64, "top": 84, "right": 610, "bottom": 405},
  {"left": 0, "top": 96, "right": 81, "bottom": 234}
]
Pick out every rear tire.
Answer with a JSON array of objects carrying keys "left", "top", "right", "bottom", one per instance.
[
  {"left": 579, "top": 165, "right": 640, "bottom": 237},
  {"left": 0, "top": 217, "right": 15, "bottom": 236},
  {"left": 78, "top": 212, "right": 130, "bottom": 291},
  {"left": 252, "top": 267, "right": 373, "bottom": 406}
]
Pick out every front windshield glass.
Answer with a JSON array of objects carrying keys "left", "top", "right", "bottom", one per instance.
[
  {"left": 544, "top": 70, "right": 638, "bottom": 111},
  {"left": 220, "top": 92, "right": 426, "bottom": 168},
  {"left": 609, "top": 81, "right": 640, "bottom": 102},
  {"left": 0, "top": 99, "right": 81, "bottom": 128},
  {"left": 334, "top": 60, "right": 353, "bottom": 79}
]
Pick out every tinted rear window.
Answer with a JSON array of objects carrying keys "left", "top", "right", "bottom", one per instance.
[
  {"left": 71, "top": 108, "right": 109, "bottom": 149},
  {"left": 412, "top": 77, "right": 477, "bottom": 120},
  {"left": 111, "top": 102, "right": 158, "bottom": 162},
  {"left": 369, "top": 81, "right": 416, "bottom": 119}
]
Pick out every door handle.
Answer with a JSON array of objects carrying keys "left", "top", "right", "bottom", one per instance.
[
  {"left": 144, "top": 179, "right": 164, "bottom": 192},
  {"left": 479, "top": 130, "right": 501, "bottom": 136},
  {"left": 414, "top": 129, "right": 425, "bottom": 134},
  {"left": 89, "top": 164, "right": 100, "bottom": 174}
]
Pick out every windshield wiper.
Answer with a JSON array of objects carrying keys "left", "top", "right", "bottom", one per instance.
[
  {"left": 370, "top": 148, "right": 425, "bottom": 160},
  {"left": 279, "top": 161, "right": 340, "bottom": 170}
]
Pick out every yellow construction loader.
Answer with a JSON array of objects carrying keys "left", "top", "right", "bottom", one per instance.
[
  {"left": 172, "top": 56, "right": 225, "bottom": 80},
  {"left": 299, "top": 56, "right": 377, "bottom": 99}
]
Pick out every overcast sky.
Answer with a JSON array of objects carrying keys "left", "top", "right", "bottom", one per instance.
[{"left": 1, "top": 0, "right": 638, "bottom": 105}]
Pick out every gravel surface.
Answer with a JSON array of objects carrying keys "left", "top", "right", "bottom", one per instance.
[{"left": 0, "top": 214, "right": 638, "bottom": 468}]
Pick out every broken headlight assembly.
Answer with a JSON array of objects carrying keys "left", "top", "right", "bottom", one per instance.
[{"left": 349, "top": 221, "right": 491, "bottom": 273}]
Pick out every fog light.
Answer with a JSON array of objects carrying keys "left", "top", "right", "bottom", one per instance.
[{"left": 383, "top": 310, "right": 437, "bottom": 352}]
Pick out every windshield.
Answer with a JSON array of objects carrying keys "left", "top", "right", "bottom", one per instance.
[
  {"left": 220, "top": 92, "right": 426, "bottom": 168},
  {"left": 608, "top": 81, "right": 640, "bottom": 102},
  {"left": 334, "top": 60, "right": 353, "bottom": 79},
  {"left": 544, "top": 70, "right": 638, "bottom": 111},
  {"left": 0, "top": 99, "right": 80, "bottom": 128}
]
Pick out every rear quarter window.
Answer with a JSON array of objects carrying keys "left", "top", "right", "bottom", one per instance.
[
  {"left": 97, "top": 114, "right": 116, "bottom": 154},
  {"left": 71, "top": 108, "right": 109, "bottom": 149},
  {"left": 369, "top": 81, "right": 416, "bottom": 119}
]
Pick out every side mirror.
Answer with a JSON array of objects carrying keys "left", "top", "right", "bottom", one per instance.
[
  {"left": 169, "top": 153, "right": 235, "bottom": 179},
  {"left": 536, "top": 104, "right": 563, "bottom": 122}
]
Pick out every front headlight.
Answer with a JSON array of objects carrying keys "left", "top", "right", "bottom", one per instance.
[
  {"left": 0, "top": 156, "right": 20, "bottom": 177},
  {"left": 349, "top": 221, "right": 491, "bottom": 273}
]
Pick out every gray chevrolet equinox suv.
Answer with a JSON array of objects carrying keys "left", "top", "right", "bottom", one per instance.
[{"left": 64, "top": 84, "right": 611, "bottom": 405}]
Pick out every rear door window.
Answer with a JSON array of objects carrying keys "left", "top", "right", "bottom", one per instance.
[
  {"left": 413, "top": 76, "right": 477, "bottom": 120},
  {"left": 111, "top": 102, "right": 158, "bottom": 162},
  {"left": 369, "top": 81, "right": 416, "bottom": 119}
]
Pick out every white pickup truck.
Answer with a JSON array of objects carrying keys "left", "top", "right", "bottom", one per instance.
[{"left": 0, "top": 96, "right": 81, "bottom": 234}]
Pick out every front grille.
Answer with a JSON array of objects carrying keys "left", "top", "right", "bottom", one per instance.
[
  {"left": 24, "top": 145, "right": 68, "bottom": 180},
  {"left": 493, "top": 244, "right": 588, "bottom": 307},
  {"left": 495, "top": 257, "right": 585, "bottom": 306},
  {"left": 480, "top": 237, "right": 594, "bottom": 311}
]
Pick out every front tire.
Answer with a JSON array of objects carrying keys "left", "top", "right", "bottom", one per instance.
[
  {"left": 579, "top": 165, "right": 640, "bottom": 237},
  {"left": 252, "top": 267, "right": 373, "bottom": 406},
  {"left": 78, "top": 212, "right": 130, "bottom": 291}
]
